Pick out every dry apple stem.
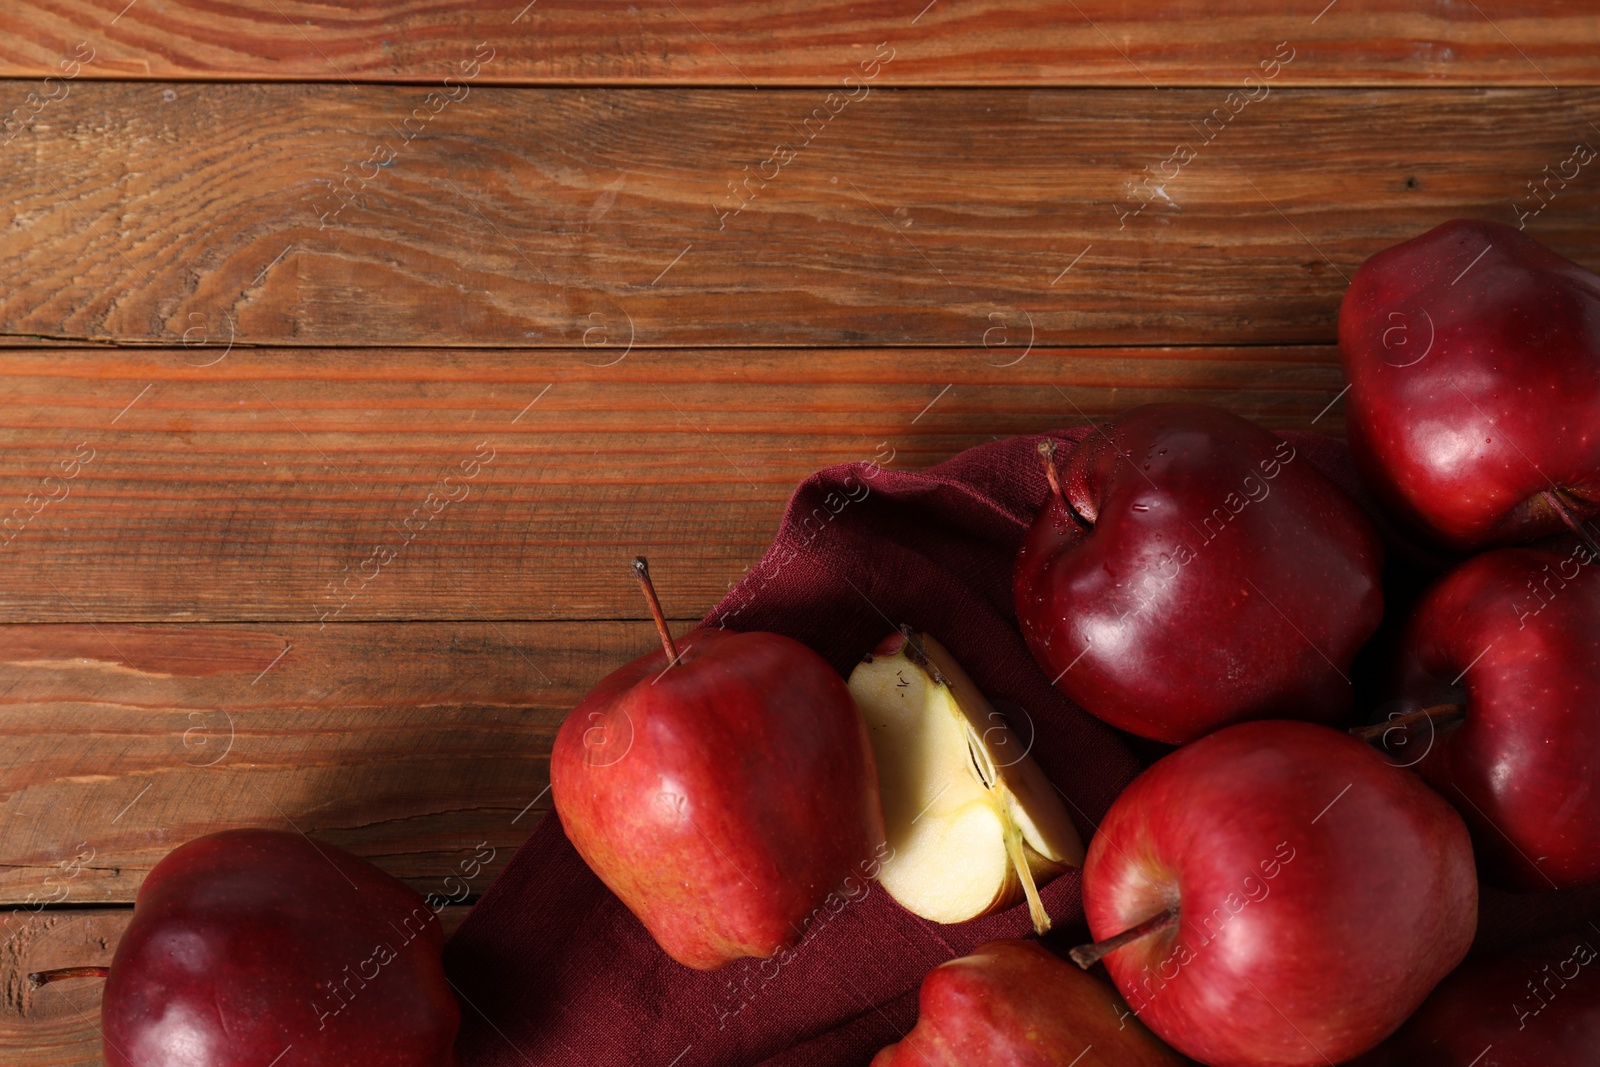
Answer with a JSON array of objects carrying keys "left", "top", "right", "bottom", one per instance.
[
  {"left": 1069, "top": 907, "right": 1180, "bottom": 970},
  {"left": 1036, "top": 439, "right": 1067, "bottom": 504},
  {"left": 1544, "top": 489, "right": 1600, "bottom": 559},
  {"left": 28, "top": 967, "right": 110, "bottom": 989},
  {"left": 1350, "top": 702, "right": 1463, "bottom": 742},
  {"left": 631, "top": 556, "right": 679, "bottom": 662}
]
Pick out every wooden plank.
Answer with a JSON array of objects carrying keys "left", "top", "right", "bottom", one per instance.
[
  {"left": 0, "top": 619, "right": 671, "bottom": 905},
  {"left": 0, "top": 346, "right": 1342, "bottom": 623},
  {"left": 0, "top": 2, "right": 1596, "bottom": 86},
  {"left": 2, "top": 86, "right": 1598, "bottom": 348},
  {"left": 0, "top": 906, "right": 468, "bottom": 1065}
]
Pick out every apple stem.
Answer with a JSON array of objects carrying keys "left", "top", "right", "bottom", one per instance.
[
  {"left": 1350, "top": 702, "right": 1464, "bottom": 742},
  {"left": 631, "top": 557, "right": 679, "bottom": 662},
  {"left": 1037, "top": 438, "right": 1094, "bottom": 528},
  {"left": 27, "top": 966, "right": 110, "bottom": 990},
  {"left": 1002, "top": 818, "right": 1052, "bottom": 936},
  {"left": 1036, "top": 439, "right": 1067, "bottom": 504},
  {"left": 1544, "top": 490, "right": 1600, "bottom": 558},
  {"left": 1069, "top": 907, "right": 1179, "bottom": 970}
]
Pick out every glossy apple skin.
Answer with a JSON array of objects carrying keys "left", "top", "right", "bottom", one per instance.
[
  {"left": 871, "top": 939, "right": 1187, "bottom": 1066},
  {"left": 1340, "top": 219, "right": 1600, "bottom": 551},
  {"left": 1350, "top": 929, "right": 1600, "bottom": 1066},
  {"left": 550, "top": 627, "right": 884, "bottom": 970},
  {"left": 1389, "top": 545, "right": 1600, "bottom": 890},
  {"left": 102, "top": 829, "right": 459, "bottom": 1067},
  {"left": 1083, "top": 720, "right": 1477, "bottom": 1067},
  {"left": 1014, "top": 404, "right": 1384, "bottom": 743}
]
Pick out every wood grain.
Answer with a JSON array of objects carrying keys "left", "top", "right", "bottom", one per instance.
[
  {"left": 9, "top": 4, "right": 1593, "bottom": 1065},
  {"left": 0, "top": 906, "right": 468, "bottom": 1065},
  {"left": 0, "top": 345, "right": 1343, "bottom": 623},
  {"left": 3, "top": 86, "right": 1598, "bottom": 348},
  {"left": 0, "top": 619, "right": 680, "bottom": 905},
  {"left": 0, "top": 2, "right": 1596, "bottom": 86}
]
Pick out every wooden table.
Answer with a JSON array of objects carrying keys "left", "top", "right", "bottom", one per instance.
[{"left": 1, "top": 2, "right": 1596, "bottom": 1062}]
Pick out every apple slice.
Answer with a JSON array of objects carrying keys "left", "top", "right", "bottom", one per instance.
[{"left": 848, "top": 629, "right": 1084, "bottom": 933}]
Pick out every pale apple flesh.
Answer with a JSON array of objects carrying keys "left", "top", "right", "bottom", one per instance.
[{"left": 847, "top": 629, "right": 1084, "bottom": 934}]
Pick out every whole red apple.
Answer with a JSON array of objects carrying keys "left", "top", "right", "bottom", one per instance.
[
  {"left": 549, "top": 558, "right": 884, "bottom": 970},
  {"left": 1078, "top": 720, "right": 1476, "bottom": 1067},
  {"left": 1340, "top": 219, "right": 1600, "bottom": 550},
  {"left": 1349, "top": 928, "right": 1600, "bottom": 1066},
  {"left": 1383, "top": 542, "right": 1600, "bottom": 890},
  {"left": 871, "top": 939, "right": 1187, "bottom": 1066},
  {"left": 1013, "top": 403, "right": 1383, "bottom": 743},
  {"left": 31, "top": 829, "right": 460, "bottom": 1066}
]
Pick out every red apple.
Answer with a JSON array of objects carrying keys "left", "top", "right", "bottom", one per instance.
[
  {"left": 1340, "top": 219, "right": 1600, "bottom": 551},
  {"left": 30, "top": 829, "right": 460, "bottom": 1066},
  {"left": 549, "top": 558, "right": 884, "bottom": 970},
  {"left": 1013, "top": 403, "right": 1383, "bottom": 744},
  {"left": 871, "top": 939, "right": 1187, "bottom": 1066},
  {"left": 1382, "top": 542, "right": 1600, "bottom": 890},
  {"left": 1077, "top": 720, "right": 1476, "bottom": 1067},
  {"left": 1350, "top": 928, "right": 1600, "bottom": 1066}
]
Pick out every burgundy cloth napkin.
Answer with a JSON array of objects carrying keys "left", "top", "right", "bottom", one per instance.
[{"left": 444, "top": 428, "right": 1600, "bottom": 1067}]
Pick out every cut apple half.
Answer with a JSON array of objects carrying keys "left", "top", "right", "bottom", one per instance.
[{"left": 847, "top": 628, "right": 1085, "bottom": 934}]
